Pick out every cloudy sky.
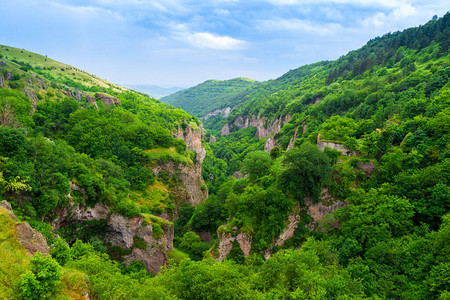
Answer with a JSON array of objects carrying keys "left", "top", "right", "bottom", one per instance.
[{"left": 1, "top": 0, "right": 448, "bottom": 87}]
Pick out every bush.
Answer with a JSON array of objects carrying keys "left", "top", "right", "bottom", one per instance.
[{"left": 20, "top": 252, "right": 62, "bottom": 300}]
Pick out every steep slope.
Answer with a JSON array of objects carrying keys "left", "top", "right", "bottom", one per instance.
[
  {"left": 194, "top": 13, "right": 449, "bottom": 284},
  {"left": 161, "top": 77, "right": 259, "bottom": 118},
  {"left": 0, "top": 45, "right": 208, "bottom": 277}
]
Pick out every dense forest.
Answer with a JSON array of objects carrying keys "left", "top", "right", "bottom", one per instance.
[
  {"left": 0, "top": 13, "right": 449, "bottom": 299},
  {"left": 161, "top": 77, "right": 259, "bottom": 118}
]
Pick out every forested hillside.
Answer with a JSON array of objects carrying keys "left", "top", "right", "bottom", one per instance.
[
  {"left": 161, "top": 77, "right": 259, "bottom": 118},
  {"left": 0, "top": 13, "right": 449, "bottom": 300}
]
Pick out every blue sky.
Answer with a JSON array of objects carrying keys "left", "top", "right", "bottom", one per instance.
[{"left": 1, "top": 0, "right": 448, "bottom": 87}]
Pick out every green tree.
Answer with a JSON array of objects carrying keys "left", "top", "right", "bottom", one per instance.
[
  {"left": 241, "top": 151, "right": 272, "bottom": 181},
  {"left": 279, "top": 142, "right": 331, "bottom": 204}
]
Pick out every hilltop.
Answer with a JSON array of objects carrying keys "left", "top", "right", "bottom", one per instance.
[{"left": 161, "top": 77, "right": 259, "bottom": 117}]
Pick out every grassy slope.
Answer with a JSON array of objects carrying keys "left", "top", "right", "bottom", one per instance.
[{"left": 0, "top": 44, "right": 123, "bottom": 91}]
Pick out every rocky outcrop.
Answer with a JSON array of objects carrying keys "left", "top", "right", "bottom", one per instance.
[
  {"left": 264, "top": 136, "right": 276, "bottom": 152},
  {"left": 220, "top": 113, "right": 292, "bottom": 139},
  {"left": 217, "top": 228, "right": 252, "bottom": 261},
  {"left": 173, "top": 124, "right": 206, "bottom": 164},
  {"left": 171, "top": 123, "right": 208, "bottom": 203},
  {"left": 264, "top": 211, "right": 300, "bottom": 259},
  {"left": 305, "top": 188, "right": 347, "bottom": 231},
  {"left": 154, "top": 161, "right": 207, "bottom": 206},
  {"left": 75, "top": 88, "right": 82, "bottom": 102},
  {"left": 209, "top": 135, "right": 216, "bottom": 143},
  {"left": 1, "top": 201, "right": 50, "bottom": 256},
  {"left": 108, "top": 213, "right": 173, "bottom": 275},
  {"left": 24, "top": 86, "right": 38, "bottom": 114},
  {"left": 286, "top": 128, "right": 299, "bottom": 152},
  {"left": 52, "top": 201, "right": 172, "bottom": 274},
  {"left": 358, "top": 161, "right": 377, "bottom": 175},
  {"left": 95, "top": 93, "right": 121, "bottom": 106},
  {"left": 203, "top": 107, "right": 231, "bottom": 120},
  {"left": 317, "top": 140, "right": 354, "bottom": 156},
  {"left": 220, "top": 123, "right": 230, "bottom": 136},
  {"left": 6, "top": 70, "right": 12, "bottom": 80},
  {"left": 216, "top": 188, "right": 346, "bottom": 260},
  {"left": 0, "top": 74, "right": 5, "bottom": 88}
]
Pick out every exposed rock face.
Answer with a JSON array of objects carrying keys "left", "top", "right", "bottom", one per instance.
[
  {"left": 75, "top": 88, "right": 82, "bottom": 102},
  {"left": 6, "top": 70, "right": 12, "bottom": 80},
  {"left": 221, "top": 113, "right": 292, "bottom": 139},
  {"left": 217, "top": 229, "right": 252, "bottom": 261},
  {"left": 287, "top": 128, "right": 299, "bottom": 152},
  {"left": 108, "top": 213, "right": 173, "bottom": 275},
  {"left": 216, "top": 188, "right": 346, "bottom": 260},
  {"left": 220, "top": 123, "right": 230, "bottom": 136},
  {"left": 24, "top": 86, "right": 38, "bottom": 114},
  {"left": 154, "top": 161, "right": 207, "bottom": 206},
  {"left": 95, "top": 93, "right": 121, "bottom": 106},
  {"left": 264, "top": 211, "right": 300, "bottom": 259},
  {"left": 1, "top": 201, "right": 50, "bottom": 256},
  {"left": 65, "top": 88, "right": 74, "bottom": 98},
  {"left": 203, "top": 107, "right": 231, "bottom": 120},
  {"left": 264, "top": 136, "right": 276, "bottom": 152},
  {"left": 171, "top": 123, "right": 208, "bottom": 205},
  {"left": 305, "top": 188, "right": 347, "bottom": 231},
  {"left": 358, "top": 161, "right": 377, "bottom": 176},
  {"left": 317, "top": 140, "right": 353, "bottom": 156},
  {"left": 15, "top": 222, "right": 51, "bottom": 256},
  {"left": 53, "top": 201, "right": 172, "bottom": 274},
  {"left": 232, "top": 171, "right": 246, "bottom": 179},
  {"left": 209, "top": 135, "right": 216, "bottom": 143},
  {"left": 0, "top": 74, "right": 4, "bottom": 88},
  {"left": 87, "top": 95, "right": 96, "bottom": 104},
  {"left": 173, "top": 124, "right": 206, "bottom": 164}
]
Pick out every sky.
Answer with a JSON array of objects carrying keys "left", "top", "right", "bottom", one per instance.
[{"left": 0, "top": 0, "right": 448, "bottom": 88}]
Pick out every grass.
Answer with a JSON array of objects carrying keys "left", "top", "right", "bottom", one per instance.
[
  {"left": 55, "top": 268, "right": 89, "bottom": 300},
  {"left": 131, "top": 180, "right": 170, "bottom": 213},
  {"left": 0, "top": 44, "right": 124, "bottom": 92},
  {"left": 144, "top": 147, "right": 193, "bottom": 165},
  {"left": 141, "top": 213, "right": 173, "bottom": 228},
  {"left": 0, "top": 207, "right": 30, "bottom": 299},
  {"left": 167, "top": 248, "right": 189, "bottom": 266}
]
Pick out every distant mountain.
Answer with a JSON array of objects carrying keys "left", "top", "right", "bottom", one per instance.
[
  {"left": 123, "top": 84, "right": 185, "bottom": 99},
  {"left": 160, "top": 77, "right": 259, "bottom": 117}
]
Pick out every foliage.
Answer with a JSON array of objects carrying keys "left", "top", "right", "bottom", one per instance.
[
  {"left": 20, "top": 252, "right": 62, "bottom": 300},
  {"left": 280, "top": 142, "right": 331, "bottom": 203}
]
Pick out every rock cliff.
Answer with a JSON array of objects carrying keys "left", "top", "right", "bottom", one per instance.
[
  {"left": 220, "top": 113, "right": 292, "bottom": 140},
  {"left": 216, "top": 188, "right": 345, "bottom": 260},
  {"left": 52, "top": 201, "right": 172, "bottom": 274},
  {"left": 171, "top": 123, "right": 208, "bottom": 205},
  {"left": 203, "top": 107, "right": 231, "bottom": 120},
  {"left": 1, "top": 200, "right": 50, "bottom": 256},
  {"left": 317, "top": 140, "right": 354, "bottom": 156}
]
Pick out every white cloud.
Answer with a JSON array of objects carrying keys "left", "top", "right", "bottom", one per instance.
[
  {"left": 264, "top": 0, "right": 411, "bottom": 9},
  {"left": 258, "top": 18, "right": 342, "bottom": 36},
  {"left": 183, "top": 32, "right": 245, "bottom": 50},
  {"left": 214, "top": 8, "right": 230, "bottom": 16}
]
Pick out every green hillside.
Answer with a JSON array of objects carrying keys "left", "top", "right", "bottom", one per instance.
[
  {"left": 161, "top": 77, "right": 259, "bottom": 117},
  {"left": 0, "top": 12, "right": 449, "bottom": 300}
]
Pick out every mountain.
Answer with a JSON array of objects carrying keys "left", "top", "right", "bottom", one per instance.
[
  {"left": 160, "top": 77, "right": 259, "bottom": 118},
  {"left": 123, "top": 84, "right": 185, "bottom": 99},
  {"left": 0, "top": 12, "right": 449, "bottom": 300},
  {"left": 0, "top": 44, "right": 209, "bottom": 296}
]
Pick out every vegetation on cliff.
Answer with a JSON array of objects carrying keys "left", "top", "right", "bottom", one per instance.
[{"left": 0, "top": 13, "right": 449, "bottom": 299}]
